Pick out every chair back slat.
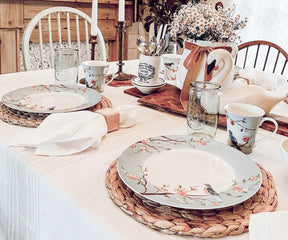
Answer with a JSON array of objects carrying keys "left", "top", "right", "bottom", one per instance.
[
  {"left": 273, "top": 51, "right": 281, "bottom": 73},
  {"left": 22, "top": 6, "right": 107, "bottom": 71},
  {"left": 253, "top": 44, "right": 260, "bottom": 68},
  {"left": 85, "top": 20, "right": 90, "bottom": 60},
  {"left": 48, "top": 14, "right": 54, "bottom": 68},
  {"left": 262, "top": 46, "right": 271, "bottom": 71},
  {"left": 281, "top": 60, "right": 287, "bottom": 75},
  {"left": 57, "top": 12, "right": 62, "bottom": 46},
  {"left": 236, "top": 40, "right": 288, "bottom": 76},
  {"left": 76, "top": 15, "right": 81, "bottom": 54},
  {"left": 234, "top": 53, "right": 238, "bottom": 65},
  {"left": 243, "top": 47, "right": 249, "bottom": 68},
  {"left": 38, "top": 20, "right": 44, "bottom": 69},
  {"left": 66, "top": 12, "right": 71, "bottom": 47}
]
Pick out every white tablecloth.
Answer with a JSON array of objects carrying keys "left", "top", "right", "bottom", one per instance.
[{"left": 0, "top": 61, "right": 288, "bottom": 240}]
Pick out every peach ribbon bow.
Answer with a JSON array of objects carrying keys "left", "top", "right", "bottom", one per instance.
[{"left": 180, "top": 41, "right": 234, "bottom": 110}]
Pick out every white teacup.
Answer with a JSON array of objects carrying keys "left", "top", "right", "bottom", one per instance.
[
  {"left": 162, "top": 54, "right": 181, "bottom": 82},
  {"left": 225, "top": 103, "right": 278, "bottom": 154},
  {"left": 82, "top": 61, "right": 109, "bottom": 92}
]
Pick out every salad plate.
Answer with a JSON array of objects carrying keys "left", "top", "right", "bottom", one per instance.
[
  {"left": 2, "top": 84, "right": 101, "bottom": 114},
  {"left": 117, "top": 135, "right": 262, "bottom": 210}
]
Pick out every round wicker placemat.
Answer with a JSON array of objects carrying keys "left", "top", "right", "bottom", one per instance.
[
  {"left": 105, "top": 159, "right": 278, "bottom": 238},
  {"left": 0, "top": 96, "right": 112, "bottom": 128}
]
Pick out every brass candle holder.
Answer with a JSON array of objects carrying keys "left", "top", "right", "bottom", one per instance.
[
  {"left": 89, "top": 35, "right": 98, "bottom": 60},
  {"left": 107, "top": 21, "right": 132, "bottom": 81}
]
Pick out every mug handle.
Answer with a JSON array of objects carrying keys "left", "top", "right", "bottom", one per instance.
[
  {"left": 255, "top": 117, "right": 278, "bottom": 146},
  {"left": 103, "top": 65, "right": 117, "bottom": 85}
]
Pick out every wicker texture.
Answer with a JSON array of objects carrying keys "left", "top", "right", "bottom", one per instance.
[
  {"left": 0, "top": 96, "right": 112, "bottom": 128},
  {"left": 105, "top": 159, "right": 278, "bottom": 238}
]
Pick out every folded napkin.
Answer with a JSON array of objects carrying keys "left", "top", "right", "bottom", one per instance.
[
  {"left": 8, "top": 111, "right": 107, "bottom": 156},
  {"left": 115, "top": 105, "right": 141, "bottom": 128},
  {"left": 249, "top": 211, "right": 288, "bottom": 240},
  {"left": 236, "top": 66, "right": 287, "bottom": 90}
]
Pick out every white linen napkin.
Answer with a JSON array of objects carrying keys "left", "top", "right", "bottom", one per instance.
[
  {"left": 8, "top": 111, "right": 107, "bottom": 156},
  {"left": 237, "top": 66, "right": 287, "bottom": 90},
  {"left": 249, "top": 211, "right": 288, "bottom": 240},
  {"left": 115, "top": 105, "right": 141, "bottom": 128}
]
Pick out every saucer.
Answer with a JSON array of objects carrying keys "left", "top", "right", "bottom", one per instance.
[
  {"left": 132, "top": 78, "right": 165, "bottom": 95},
  {"left": 132, "top": 77, "right": 165, "bottom": 87}
]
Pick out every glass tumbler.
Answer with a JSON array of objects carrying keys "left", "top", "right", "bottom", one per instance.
[
  {"left": 54, "top": 48, "right": 79, "bottom": 86},
  {"left": 186, "top": 81, "right": 221, "bottom": 140}
]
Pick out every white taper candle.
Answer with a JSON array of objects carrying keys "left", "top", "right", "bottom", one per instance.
[
  {"left": 91, "top": 0, "right": 98, "bottom": 36},
  {"left": 118, "top": 0, "right": 125, "bottom": 21}
]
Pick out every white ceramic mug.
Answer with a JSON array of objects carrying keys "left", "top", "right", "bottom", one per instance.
[
  {"left": 162, "top": 54, "right": 181, "bottom": 82},
  {"left": 225, "top": 103, "right": 278, "bottom": 154},
  {"left": 82, "top": 60, "right": 109, "bottom": 92},
  {"left": 137, "top": 54, "right": 161, "bottom": 85}
]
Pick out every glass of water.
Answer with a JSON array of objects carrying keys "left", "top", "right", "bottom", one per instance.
[
  {"left": 186, "top": 81, "right": 221, "bottom": 140},
  {"left": 54, "top": 48, "right": 79, "bottom": 86}
]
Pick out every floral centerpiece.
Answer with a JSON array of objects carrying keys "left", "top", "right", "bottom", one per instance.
[
  {"left": 171, "top": 2, "right": 248, "bottom": 110},
  {"left": 170, "top": 1, "right": 247, "bottom": 43}
]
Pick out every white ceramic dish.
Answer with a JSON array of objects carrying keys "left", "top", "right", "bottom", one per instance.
[
  {"left": 2, "top": 84, "right": 101, "bottom": 114},
  {"left": 117, "top": 135, "right": 262, "bottom": 210},
  {"left": 280, "top": 138, "right": 288, "bottom": 169},
  {"left": 132, "top": 77, "right": 165, "bottom": 94}
]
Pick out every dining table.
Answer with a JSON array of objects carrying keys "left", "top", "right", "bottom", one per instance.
[{"left": 0, "top": 59, "right": 288, "bottom": 240}]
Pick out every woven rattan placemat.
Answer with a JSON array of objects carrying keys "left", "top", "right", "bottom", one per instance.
[
  {"left": 0, "top": 96, "right": 112, "bottom": 128},
  {"left": 105, "top": 159, "right": 278, "bottom": 238}
]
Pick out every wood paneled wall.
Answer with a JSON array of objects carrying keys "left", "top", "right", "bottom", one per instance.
[{"left": 0, "top": 0, "right": 134, "bottom": 73}]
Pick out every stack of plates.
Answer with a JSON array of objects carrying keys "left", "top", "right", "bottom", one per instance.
[
  {"left": 1, "top": 84, "right": 101, "bottom": 115},
  {"left": 117, "top": 135, "right": 262, "bottom": 210}
]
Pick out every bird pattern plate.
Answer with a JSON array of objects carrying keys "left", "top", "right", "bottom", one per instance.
[
  {"left": 117, "top": 135, "right": 262, "bottom": 210},
  {"left": 2, "top": 84, "right": 101, "bottom": 114}
]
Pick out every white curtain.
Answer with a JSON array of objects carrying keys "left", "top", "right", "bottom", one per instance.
[{"left": 232, "top": 0, "right": 288, "bottom": 51}]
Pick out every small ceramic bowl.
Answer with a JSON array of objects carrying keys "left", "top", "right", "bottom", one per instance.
[
  {"left": 280, "top": 138, "right": 288, "bottom": 169},
  {"left": 132, "top": 78, "right": 165, "bottom": 95}
]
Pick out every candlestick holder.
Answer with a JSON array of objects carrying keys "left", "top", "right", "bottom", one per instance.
[
  {"left": 107, "top": 21, "right": 132, "bottom": 81},
  {"left": 89, "top": 35, "right": 98, "bottom": 60}
]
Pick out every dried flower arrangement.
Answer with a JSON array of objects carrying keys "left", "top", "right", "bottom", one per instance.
[{"left": 170, "top": 1, "right": 247, "bottom": 43}]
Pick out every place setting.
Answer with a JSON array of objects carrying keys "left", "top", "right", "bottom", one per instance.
[
  {"left": 106, "top": 63, "right": 282, "bottom": 238},
  {"left": 0, "top": 48, "right": 111, "bottom": 128},
  {"left": 1, "top": 47, "right": 145, "bottom": 156}
]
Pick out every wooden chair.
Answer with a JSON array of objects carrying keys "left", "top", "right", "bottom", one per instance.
[
  {"left": 235, "top": 40, "right": 288, "bottom": 76},
  {"left": 22, "top": 7, "right": 107, "bottom": 71}
]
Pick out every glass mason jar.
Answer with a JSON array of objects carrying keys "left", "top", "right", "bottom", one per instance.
[
  {"left": 186, "top": 81, "right": 221, "bottom": 140},
  {"left": 54, "top": 48, "right": 79, "bottom": 86}
]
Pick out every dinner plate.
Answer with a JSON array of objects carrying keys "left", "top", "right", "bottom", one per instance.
[
  {"left": 117, "top": 135, "right": 262, "bottom": 210},
  {"left": 2, "top": 84, "right": 101, "bottom": 114}
]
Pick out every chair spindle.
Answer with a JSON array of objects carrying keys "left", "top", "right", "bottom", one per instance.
[
  {"left": 67, "top": 13, "right": 71, "bottom": 47},
  {"left": 48, "top": 14, "right": 54, "bottom": 68},
  {"left": 38, "top": 20, "right": 44, "bottom": 69},
  {"left": 57, "top": 12, "right": 62, "bottom": 46},
  {"left": 263, "top": 46, "right": 271, "bottom": 71}
]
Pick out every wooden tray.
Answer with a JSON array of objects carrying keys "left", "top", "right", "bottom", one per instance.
[{"left": 124, "top": 85, "right": 288, "bottom": 136}]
